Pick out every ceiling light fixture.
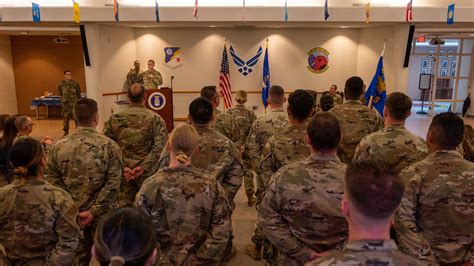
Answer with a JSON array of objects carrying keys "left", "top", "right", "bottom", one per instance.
[
  {"left": 209, "top": 25, "right": 217, "bottom": 28},
  {"left": 341, "top": 26, "right": 349, "bottom": 29}
]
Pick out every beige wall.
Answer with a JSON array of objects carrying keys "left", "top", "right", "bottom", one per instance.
[
  {"left": 0, "top": 36, "right": 18, "bottom": 115},
  {"left": 89, "top": 24, "right": 411, "bottom": 122}
]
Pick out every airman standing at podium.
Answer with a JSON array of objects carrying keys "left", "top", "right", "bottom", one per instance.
[
  {"left": 141, "top": 59, "right": 163, "bottom": 90},
  {"left": 58, "top": 70, "right": 81, "bottom": 136},
  {"left": 126, "top": 60, "right": 143, "bottom": 88}
]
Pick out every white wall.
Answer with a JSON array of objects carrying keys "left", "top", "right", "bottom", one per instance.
[
  {"left": 84, "top": 23, "right": 136, "bottom": 131},
  {"left": 133, "top": 27, "right": 360, "bottom": 117},
  {"left": 0, "top": 36, "right": 18, "bottom": 114},
  {"left": 88, "top": 23, "right": 413, "bottom": 121}
]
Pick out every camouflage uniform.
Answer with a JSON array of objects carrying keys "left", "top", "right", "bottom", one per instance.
[
  {"left": 331, "top": 93, "right": 343, "bottom": 105},
  {"left": 58, "top": 80, "right": 81, "bottom": 132},
  {"left": 45, "top": 126, "right": 123, "bottom": 265},
  {"left": 135, "top": 166, "right": 232, "bottom": 265},
  {"left": 226, "top": 104, "right": 257, "bottom": 198},
  {"left": 259, "top": 154, "right": 348, "bottom": 266},
  {"left": 258, "top": 124, "right": 310, "bottom": 199},
  {"left": 308, "top": 240, "right": 424, "bottom": 265},
  {"left": 126, "top": 69, "right": 143, "bottom": 87},
  {"left": 243, "top": 108, "right": 288, "bottom": 263},
  {"left": 158, "top": 124, "right": 243, "bottom": 209},
  {"left": 353, "top": 125, "right": 428, "bottom": 173},
  {"left": 394, "top": 150, "right": 474, "bottom": 265},
  {"left": 0, "top": 178, "right": 80, "bottom": 265},
  {"left": 213, "top": 109, "right": 240, "bottom": 144},
  {"left": 329, "top": 100, "right": 384, "bottom": 164},
  {"left": 226, "top": 104, "right": 257, "bottom": 147},
  {"left": 244, "top": 108, "right": 289, "bottom": 173},
  {"left": 104, "top": 106, "right": 168, "bottom": 207},
  {"left": 141, "top": 69, "right": 163, "bottom": 90}
]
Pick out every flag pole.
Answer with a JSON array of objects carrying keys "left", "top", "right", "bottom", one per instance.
[
  {"left": 367, "top": 40, "right": 387, "bottom": 109},
  {"left": 264, "top": 38, "right": 269, "bottom": 114}
]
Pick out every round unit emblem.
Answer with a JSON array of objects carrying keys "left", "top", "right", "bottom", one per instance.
[
  {"left": 307, "top": 47, "right": 330, "bottom": 74},
  {"left": 148, "top": 92, "right": 166, "bottom": 111}
]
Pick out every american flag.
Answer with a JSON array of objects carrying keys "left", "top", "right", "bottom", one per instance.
[{"left": 219, "top": 45, "right": 232, "bottom": 109}]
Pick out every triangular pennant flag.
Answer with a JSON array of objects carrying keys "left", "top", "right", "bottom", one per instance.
[
  {"left": 284, "top": 0, "right": 288, "bottom": 22},
  {"left": 324, "top": 0, "right": 330, "bottom": 21},
  {"left": 73, "top": 1, "right": 80, "bottom": 24},
  {"left": 365, "top": 2, "right": 370, "bottom": 24},
  {"left": 447, "top": 3, "right": 455, "bottom": 25},
  {"left": 406, "top": 0, "right": 413, "bottom": 22},
  {"left": 32, "top": 2, "right": 41, "bottom": 23},
  {"left": 242, "top": 0, "right": 246, "bottom": 23},
  {"left": 155, "top": 0, "right": 160, "bottom": 22},
  {"left": 114, "top": 0, "right": 119, "bottom": 22},
  {"left": 193, "top": 0, "right": 198, "bottom": 20}
]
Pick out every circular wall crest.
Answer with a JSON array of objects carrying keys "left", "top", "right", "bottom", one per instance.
[{"left": 307, "top": 47, "right": 330, "bottom": 74}]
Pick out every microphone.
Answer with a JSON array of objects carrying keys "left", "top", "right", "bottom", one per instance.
[{"left": 170, "top": 76, "right": 175, "bottom": 90}]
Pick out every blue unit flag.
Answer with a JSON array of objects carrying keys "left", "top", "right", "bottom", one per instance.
[
  {"left": 32, "top": 2, "right": 40, "bottom": 23},
  {"left": 365, "top": 55, "right": 387, "bottom": 116},
  {"left": 262, "top": 44, "right": 270, "bottom": 109},
  {"left": 447, "top": 3, "right": 455, "bottom": 25}
]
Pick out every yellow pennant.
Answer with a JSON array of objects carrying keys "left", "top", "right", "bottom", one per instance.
[
  {"left": 73, "top": 1, "right": 80, "bottom": 23},
  {"left": 365, "top": 2, "right": 370, "bottom": 24}
]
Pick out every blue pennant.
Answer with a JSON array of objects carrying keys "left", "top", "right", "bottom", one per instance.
[{"left": 229, "top": 46, "right": 263, "bottom": 76}]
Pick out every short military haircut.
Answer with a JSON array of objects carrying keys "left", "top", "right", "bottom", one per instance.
[
  {"left": 128, "top": 83, "right": 146, "bottom": 103},
  {"left": 200, "top": 86, "right": 218, "bottom": 101},
  {"left": 320, "top": 94, "right": 334, "bottom": 112},
  {"left": 148, "top": 59, "right": 155, "bottom": 64},
  {"left": 346, "top": 159, "right": 404, "bottom": 220},
  {"left": 385, "top": 92, "right": 412, "bottom": 120},
  {"left": 189, "top": 97, "right": 213, "bottom": 125},
  {"left": 74, "top": 98, "right": 98, "bottom": 125},
  {"left": 428, "top": 112, "right": 464, "bottom": 150},
  {"left": 344, "top": 76, "right": 364, "bottom": 100},
  {"left": 288, "top": 90, "right": 315, "bottom": 122},
  {"left": 307, "top": 112, "right": 341, "bottom": 150},
  {"left": 268, "top": 85, "right": 285, "bottom": 104},
  {"left": 64, "top": 70, "right": 71, "bottom": 75}
]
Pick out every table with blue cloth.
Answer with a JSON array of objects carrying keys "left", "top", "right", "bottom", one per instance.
[{"left": 30, "top": 97, "right": 62, "bottom": 119}]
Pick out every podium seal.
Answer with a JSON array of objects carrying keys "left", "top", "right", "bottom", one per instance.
[{"left": 148, "top": 92, "right": 166, "bottom": 111}]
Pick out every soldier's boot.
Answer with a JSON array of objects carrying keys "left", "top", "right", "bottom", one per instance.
[
  {"left": 247, "top": 194, "right": 256, "bottom": 206},
  {"left": 244, "top": 243, "right": 262, "bottom": 261}
]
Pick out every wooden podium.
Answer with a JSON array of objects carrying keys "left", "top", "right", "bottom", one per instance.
[{"left": 145, "top": 87, "right": 174, "bottom": 132}]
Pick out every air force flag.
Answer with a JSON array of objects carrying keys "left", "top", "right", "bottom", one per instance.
[{"left": 229, "top": 46, "right": 263, "bottom": 76}]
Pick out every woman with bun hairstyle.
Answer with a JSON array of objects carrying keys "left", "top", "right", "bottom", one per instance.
[
  {"left": 0, "top": 138, "right": 80, "bottom": 265},
  {"left": 91, "top": 207, "right": 158, "bottom": 266},
  {"left": 135, "top": 124, "right": 232, "bottom": 265}
]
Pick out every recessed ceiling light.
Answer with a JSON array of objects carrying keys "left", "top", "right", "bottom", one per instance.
[
  {"left": 341, "top": 26, "right": 349, "bottom": 29},
  {"left": 20, "top": 31, "right": 29, "bottom": 35},
  {"left": 209, "top": 25, "right": 217, "bottom": 28}
]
